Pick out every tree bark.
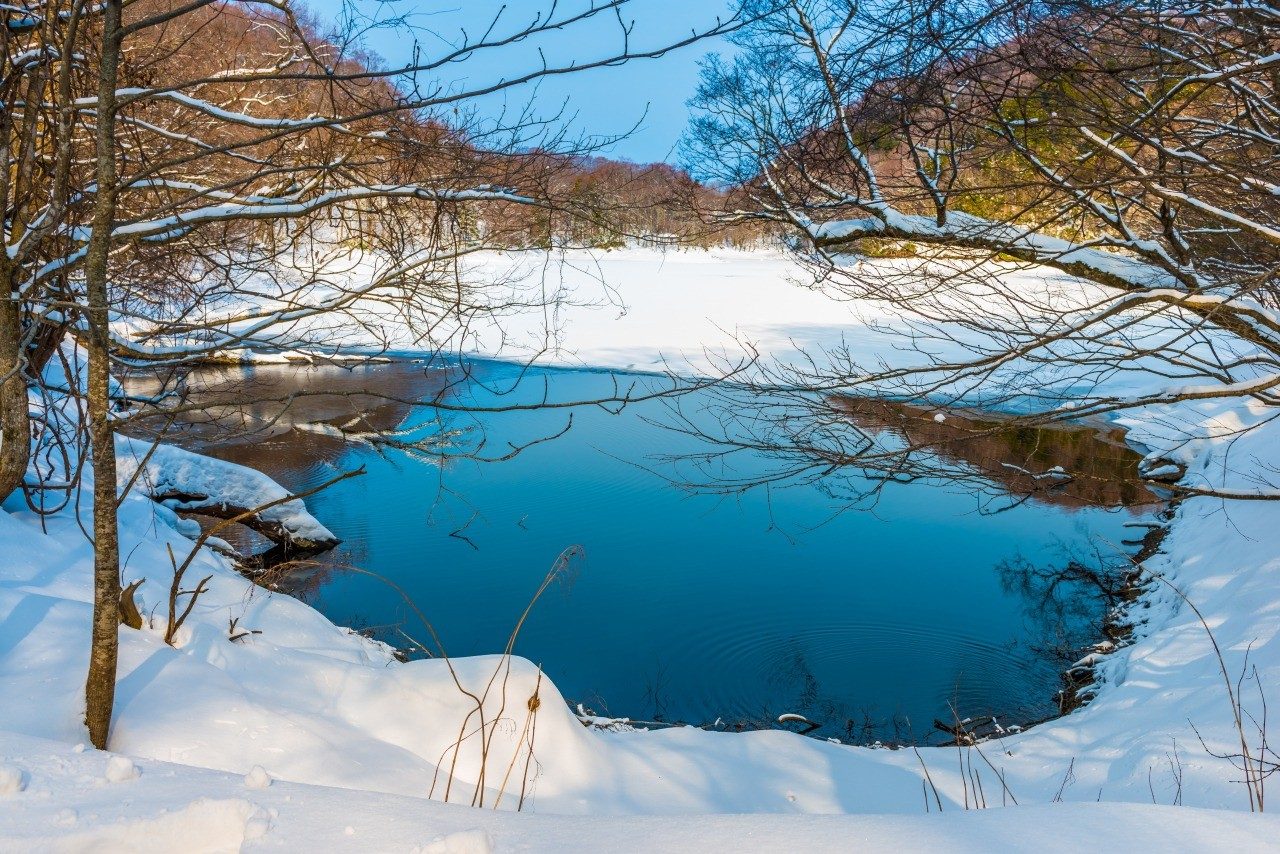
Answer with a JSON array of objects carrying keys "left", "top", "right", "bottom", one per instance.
[
  {"left": 83, "top": 0, "right": 124, "bottom": 752},
  {"left": 0, "top": 291, "right": 29, "bottom": 504}
]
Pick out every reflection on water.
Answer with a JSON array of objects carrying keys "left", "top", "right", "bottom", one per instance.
[
  {"left": 124, "top": 360, "right": 1156, "bottom": 741},
  {"left": 836, "top": 397, "right": 1158, "bottom": 509},
  {"left": 123, "top": 361, "right": 444, "bottom": 469}
]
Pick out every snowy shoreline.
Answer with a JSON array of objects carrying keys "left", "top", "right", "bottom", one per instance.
[{"left": 4, "top": 249, "right": 1279, "bottom": 847}]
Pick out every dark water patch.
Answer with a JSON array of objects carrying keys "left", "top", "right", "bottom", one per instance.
[{"left": 123, "top": 360, "right": 1156, "bottom": 742}]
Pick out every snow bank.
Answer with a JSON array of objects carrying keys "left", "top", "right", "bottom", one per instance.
[
  {"left": 2, "top": 730, "right": 1278, "bottom": 851},
  {"left": 115, "top": 435, "right": 338, "bottom": 547}
]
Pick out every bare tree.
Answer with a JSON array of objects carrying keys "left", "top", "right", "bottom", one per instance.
[
  {"left": 683, "top": 0, "right": 1280, "bottom": 502},
  {"left": 5, "top": 0, "right": 754, "bottom": 748}
]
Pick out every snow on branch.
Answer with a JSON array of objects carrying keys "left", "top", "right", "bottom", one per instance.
[
  {"left": 805, "top": 210, "right": 1180, "bottom": 292},
  {"left": 109, "top": 184, "right": 537, "bottom": 242}
]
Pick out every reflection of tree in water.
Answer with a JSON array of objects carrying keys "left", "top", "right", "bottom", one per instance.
[
  {"left": 998, "top": 539, "right": 1132, "bottom": 667},
  {"left": 760, "top": 640, "right": 923, "bottom": 742},
  {"left": 121, "top": 362, "right": 457, "bottom": 580},
  {"left": 837, "top": 398, "right": 1160, "bottom": 510},
  {"left": 641, "top": 660, "right": 673, "bottom": 722},
  {"left": 124, "top": 361, "right": 452, "bottom": 480},
  {"left": 769, "top": 640, "right": 824, "bottom": 711}
]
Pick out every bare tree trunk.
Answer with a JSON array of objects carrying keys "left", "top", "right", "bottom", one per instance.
[
  {"left": 83, "top": 0, "right": 123, "bottom": 751},
  {"left": 0, "top": 70, "right": 29, "bottom": 504},
  {"left": 0, "top": 288, "right": 29, "bottom": 503},
  {"left": 0, "top": 21, "right": 25, "bottom": 505}
]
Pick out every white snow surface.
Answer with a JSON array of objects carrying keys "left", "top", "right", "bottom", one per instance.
[
  {"left": 115, "top": 435, "right": 337, "bottom": 545},
  {"left": 4, "top": 248, "right": 1280, "bottom": 849},
  {"left": 2, "top": 732, "right": 1278, "bottom": 852},
  {"left": 129, "top": 246, "right": 1264, "bottom": 415}
]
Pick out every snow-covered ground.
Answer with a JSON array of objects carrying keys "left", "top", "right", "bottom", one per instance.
[
  {"left": 4, "top": 248, "right": 1280, "bottom": 849},
  {"left": 4, "top": 731, "right": 1278, "bottom": 853}
]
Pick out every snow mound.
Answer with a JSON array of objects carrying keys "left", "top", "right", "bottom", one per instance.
[
  {"left": 105, "top": 755, "right": 140, "bottom": 783},
  {"left": 37, "top": 798, "right": 264, "bottom": 854},
  {"left": 0, "top": 763, "right": 27, "bottom": 795},
  {"left": 115, "top": 435, "right": 337, "bottom": 547},
  {"left": 419, "top": 829, "right": 493, "bottom": 854},
  {"left": 243, "top": 765, "right": 272, "bottom": 790}
]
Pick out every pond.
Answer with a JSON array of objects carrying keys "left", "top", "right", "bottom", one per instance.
[{"left": 124, "top": 359, "right": 1157, "bottom": 742}]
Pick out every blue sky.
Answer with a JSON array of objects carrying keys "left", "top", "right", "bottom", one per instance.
[{"left": 307, "top": 0, "right": 737, "bottom": 164}]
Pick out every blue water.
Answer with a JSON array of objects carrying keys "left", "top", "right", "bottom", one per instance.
[{"left": 183, "top": 360, "right": 1148, "bottom": 740}]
